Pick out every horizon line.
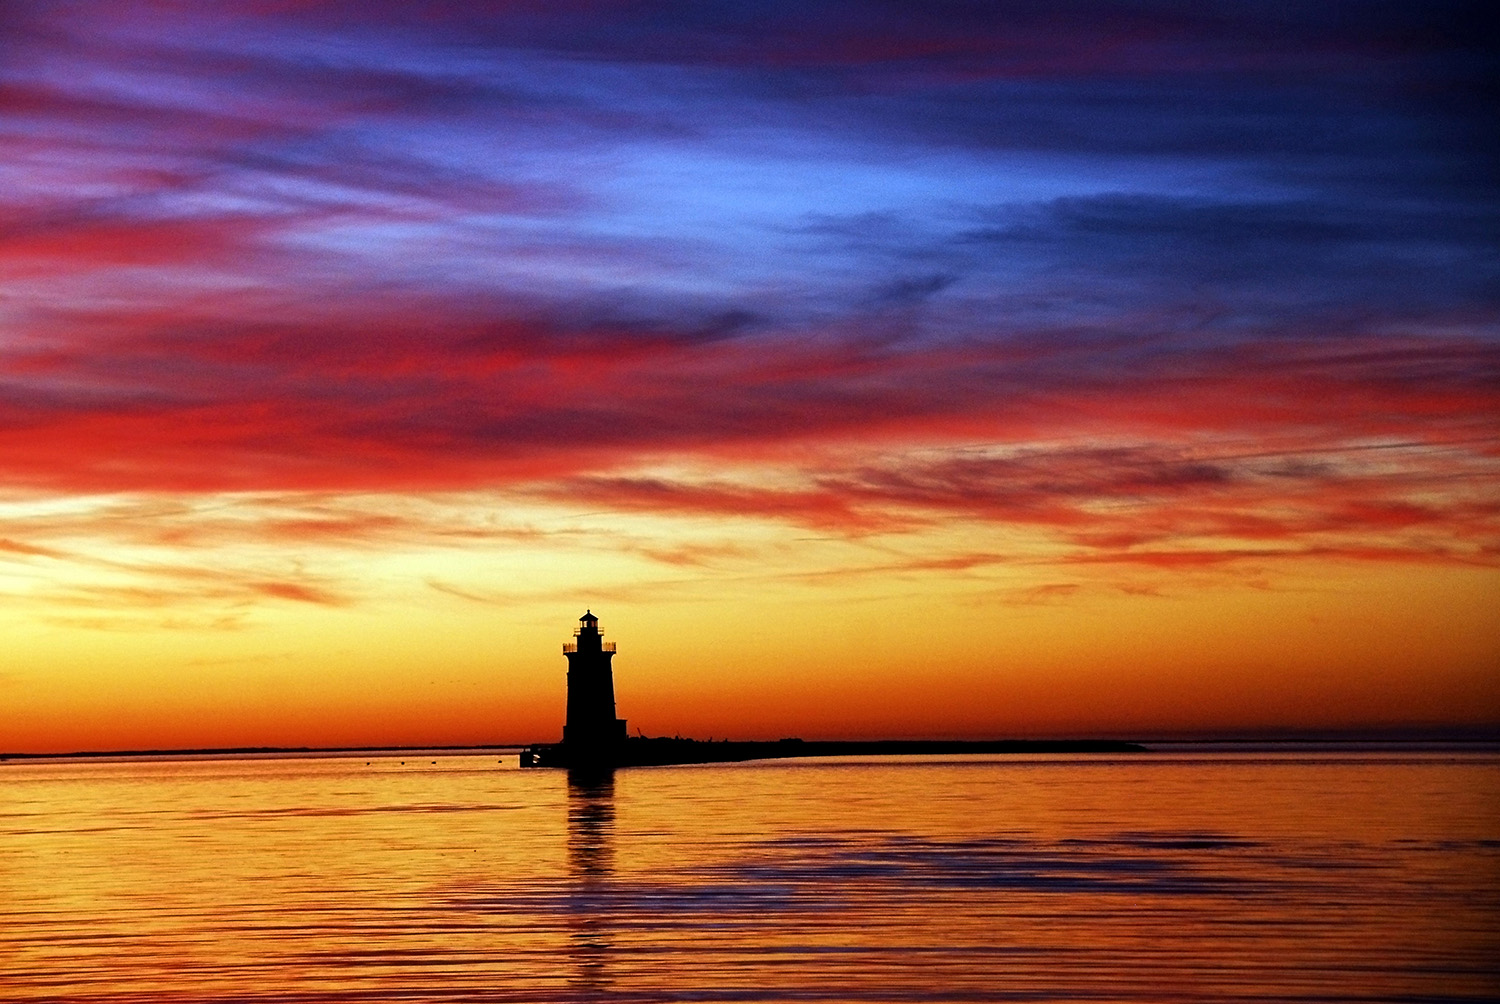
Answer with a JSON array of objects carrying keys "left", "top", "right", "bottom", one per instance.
[{"left": 6, "top": 731, "right": 1499, "bottom": 761}]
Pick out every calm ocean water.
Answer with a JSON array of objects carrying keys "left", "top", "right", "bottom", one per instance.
[{"left": 1, "top": 749, "right": 1496, "bottom": 1003}]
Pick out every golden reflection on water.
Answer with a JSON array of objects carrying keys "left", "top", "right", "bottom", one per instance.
[
  {"left": 0, "top": 751, "right": 1497, "bottom": 1002},
  {"left": 566, "top": 769, "right": 617, "bottom": 1001}
]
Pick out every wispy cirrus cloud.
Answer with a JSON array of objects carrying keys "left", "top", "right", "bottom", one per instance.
[{"left": 529, "top": 437, "right": 1500, "bottom": 568}]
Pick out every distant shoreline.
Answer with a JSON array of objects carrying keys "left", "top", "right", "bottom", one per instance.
[{"left": 6, "top": 735, "right": 1495, "bottom": 763}]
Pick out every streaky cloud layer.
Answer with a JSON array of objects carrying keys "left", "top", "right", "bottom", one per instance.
[{"left": 3, "top": 0, "right": 1495, "bottom": 553}]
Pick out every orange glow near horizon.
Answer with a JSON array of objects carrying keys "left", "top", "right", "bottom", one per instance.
[{"left": 3, "top": 488, "right": 1496, "bottom": 753}]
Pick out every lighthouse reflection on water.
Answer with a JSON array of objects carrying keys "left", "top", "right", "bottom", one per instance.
[{"left": 565, "top": 765, "right": 617, "bottom": 1000}]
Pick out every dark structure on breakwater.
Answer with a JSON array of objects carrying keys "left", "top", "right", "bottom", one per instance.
[
  {"left": 524, "top": 610, "right": 628, "bottom": 768},
  {"left": 562, "top": 611, "right": 627, "bottom": 754},
  {"left": 520, "top": 612, "right": 1146, "bottom": 769}
]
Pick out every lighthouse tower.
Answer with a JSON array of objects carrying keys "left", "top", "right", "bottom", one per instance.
[{"left": 562, "top": 611, "right": 627, "bottom": 754}]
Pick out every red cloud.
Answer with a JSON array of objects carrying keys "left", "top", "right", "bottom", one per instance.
[{"left": 2, "top": 321, "right": 1496, "bottom": 518}]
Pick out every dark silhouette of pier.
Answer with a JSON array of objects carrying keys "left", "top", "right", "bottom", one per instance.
[{"left": 520, "top": 611, "right": 1145, "bottom": 769}]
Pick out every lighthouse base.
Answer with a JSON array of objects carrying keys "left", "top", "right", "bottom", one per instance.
[{"left": 561, "top": 718, "right": 628, "bottom": 748}]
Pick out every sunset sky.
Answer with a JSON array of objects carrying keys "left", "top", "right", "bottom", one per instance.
[{"left": 2, "top": 1, "right": 1496, "bottom": 752}]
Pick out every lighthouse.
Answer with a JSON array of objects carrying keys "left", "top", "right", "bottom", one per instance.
[{"left": 562, "top": 611, "right": 627, "bottom": 756}]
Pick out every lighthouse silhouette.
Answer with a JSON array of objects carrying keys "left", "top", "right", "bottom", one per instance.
[{"left": 562, "top": 611, "right": 627, "bottom": 757}]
